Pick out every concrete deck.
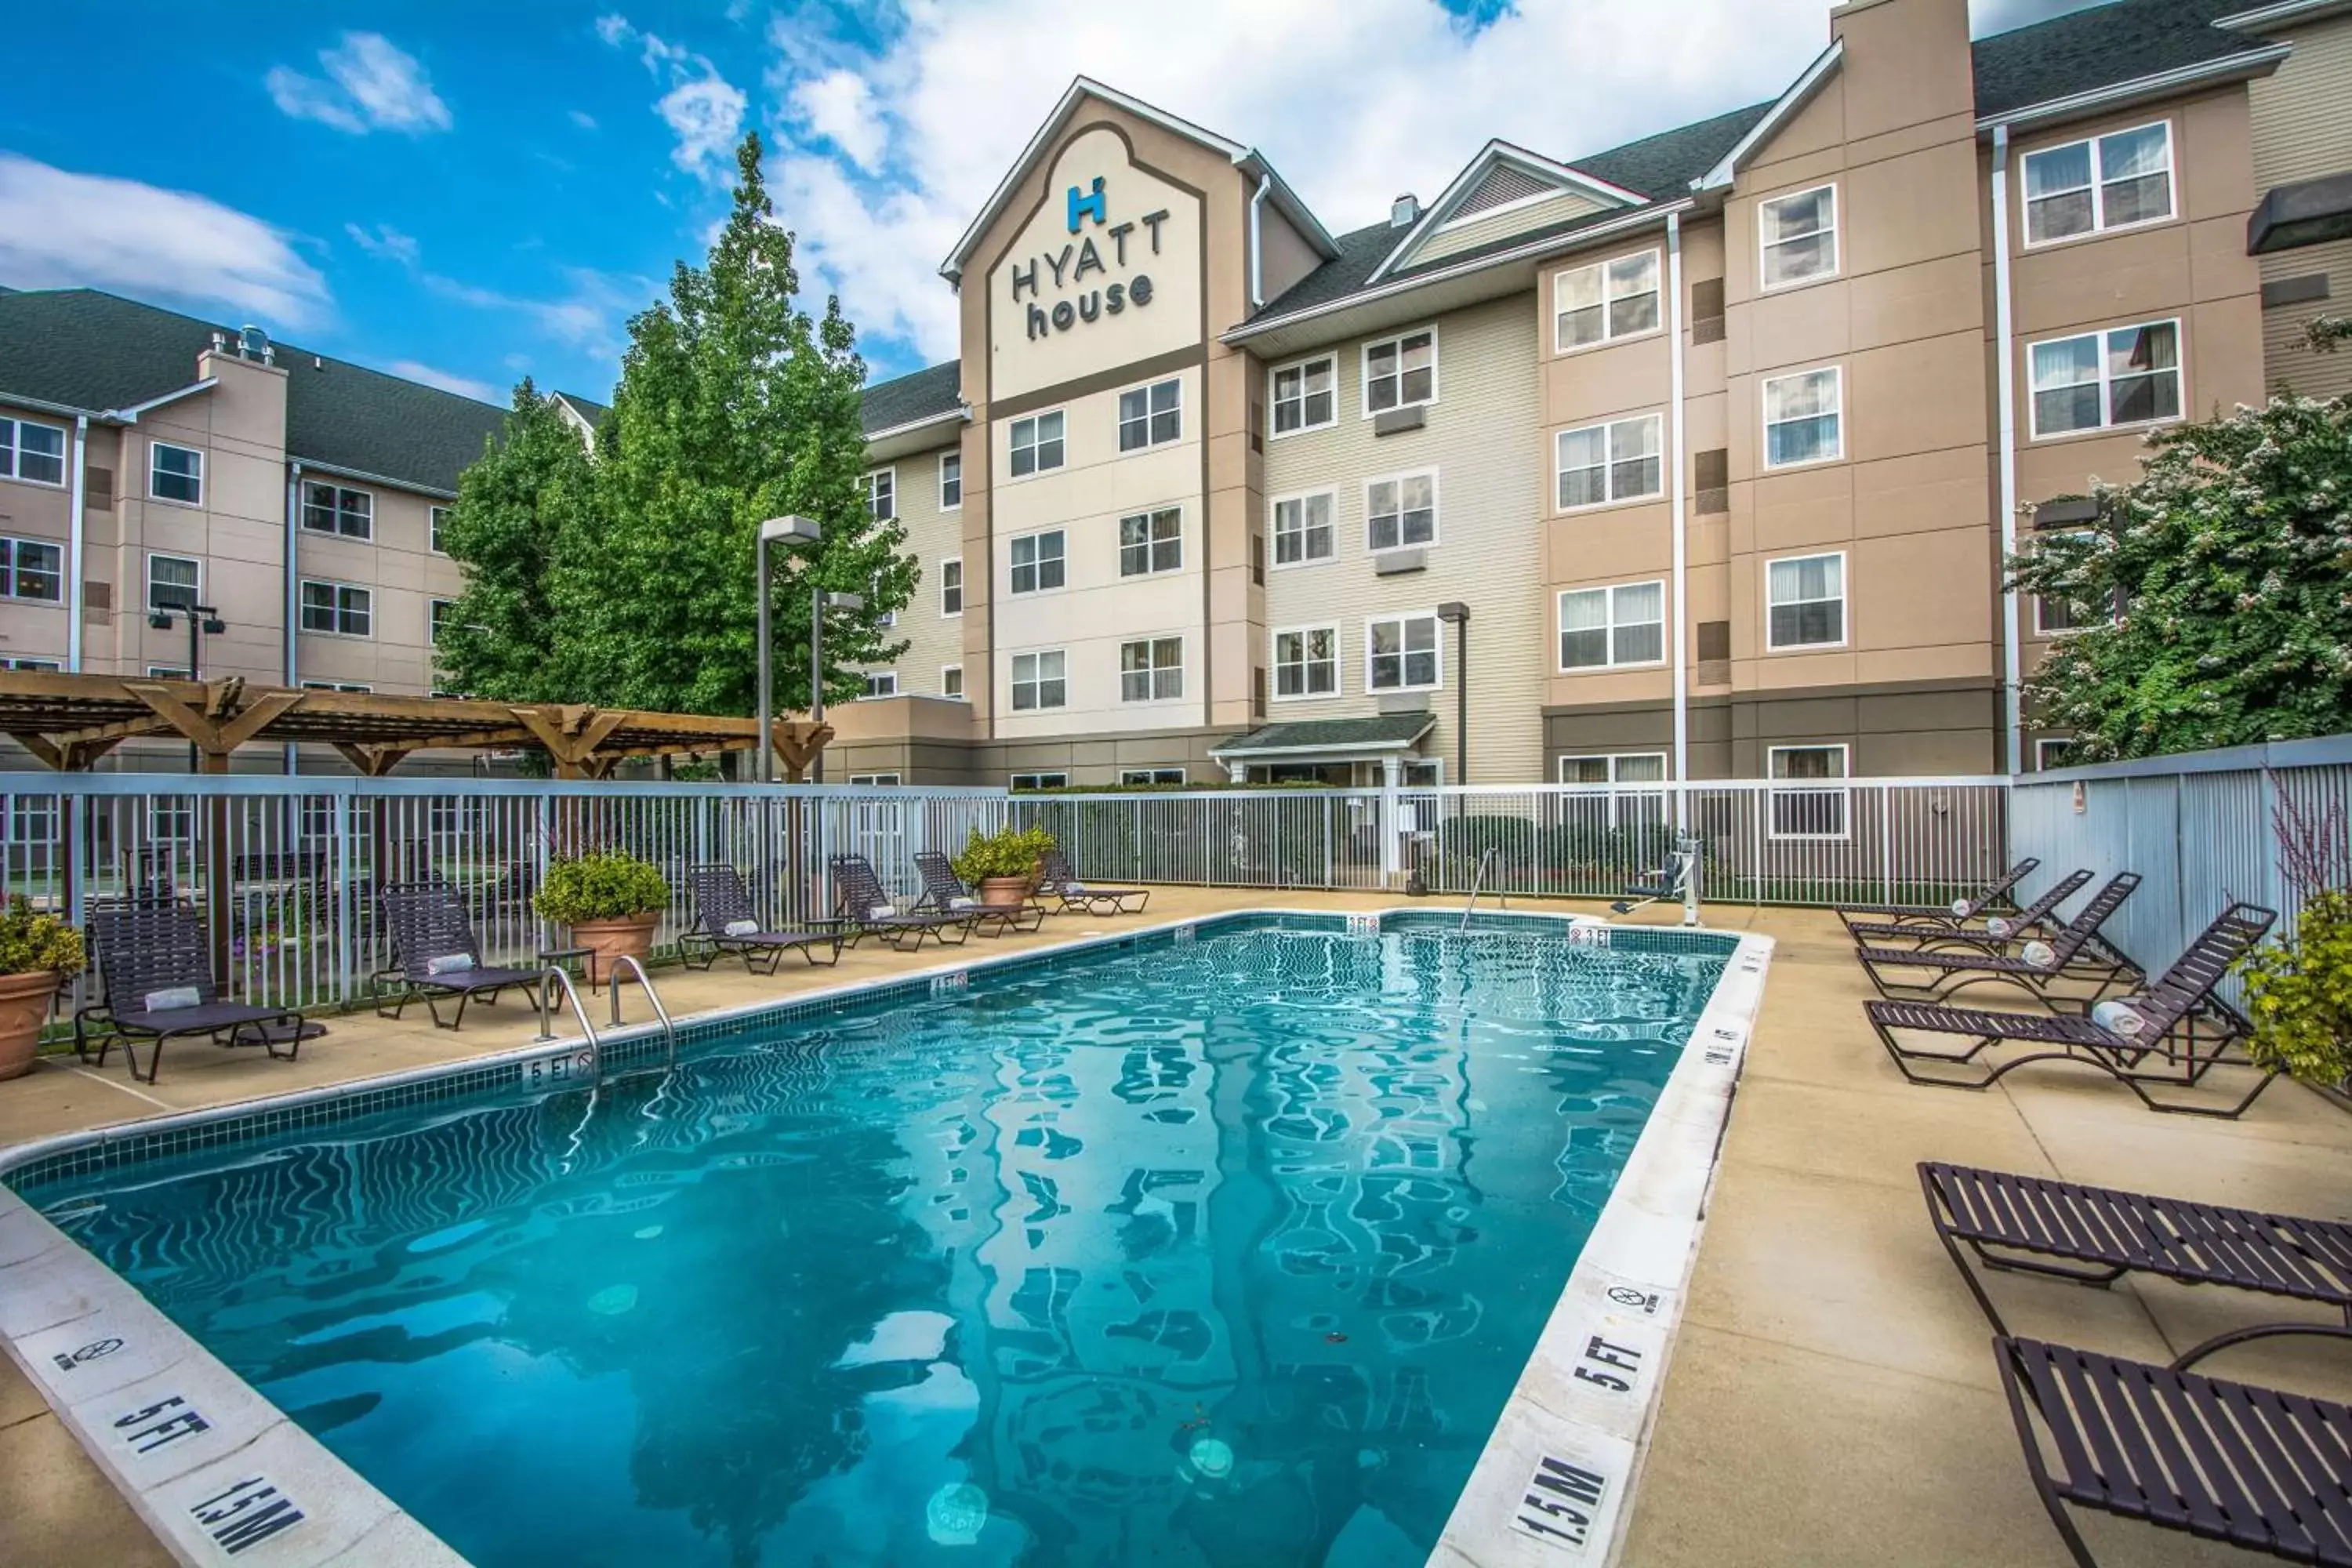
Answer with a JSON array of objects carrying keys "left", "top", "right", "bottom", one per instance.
[{"left": 3, "top": 888, "right": 2347, "bottom": 1566}]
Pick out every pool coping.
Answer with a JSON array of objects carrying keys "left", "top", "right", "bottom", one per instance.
[{"left": 0, "top": 906, "right": 1766, "bottom": 1568}]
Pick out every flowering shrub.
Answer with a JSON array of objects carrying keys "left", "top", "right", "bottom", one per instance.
[{"left": 0, "top": 895, "right": 86, "bottom": 978}]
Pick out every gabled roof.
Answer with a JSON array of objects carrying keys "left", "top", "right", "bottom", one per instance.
[
  {"left": 1209, "top": 713, "right": 1436, "bottom": 758},
  {"left": 1370, "top": 140, "right": 1649, "bottom": 284},
  {"left": 553, "top": 390, "right": 608, "bottom": 428},
  {"left": 0, "top": 288, "right": 506, "bottom": 495},
  {"left": 1973, "top": 0, "right": 2277, "bottom": 121},
  {"left": 861, "top": 361, "right": 963, "bottom": 436}
]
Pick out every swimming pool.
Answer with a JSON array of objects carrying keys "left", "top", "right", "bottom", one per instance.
[{"left": 1, "top": 911, "right": 1768, "bottom": 1567}]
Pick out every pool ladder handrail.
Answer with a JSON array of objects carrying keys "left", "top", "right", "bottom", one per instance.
[
  {"left": 601, "top": 954, "right": 678, "bottom": 1075},
  {"left": 1460, "top": 846, "right": 1501, "bottom": 933}
]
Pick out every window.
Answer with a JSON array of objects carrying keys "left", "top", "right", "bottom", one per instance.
[
  {"left": 429, "top": 599, "right": 456, "bottom": 644},
  {"left": 939, "top": 452, "right": 961, "bottom": 510},
  {"left": 1271, "top": 491, "right": 1334, "bottom": 566},
  {"left": 1009, "top": 531, "right": 1065, "bottom": 595},
  {"left": 940, "top": 557, "right": 964, "bottom": 616},
  {"left": 1011, "top": 650, "right": 1066, "bottom": 711},
  {"left": 2029, "top": 321, "right": 2180, "bottom": 437},
  {"left": 149, "top": 442, "right": 203, "bottom": 505},
  {"left": 2024, "top": 122, "right": 2173, "bottom": 245},
  {"left": 1555, "top": 251, "right": 1661, "bottom": 351},
  {"left": 0, "top": 536, "right": 63, "bottom": 603},
  {"left": 300, "top": 680, "right": 372, "bottom": 693},
  {"left": 1269, "top": 354, "right": 1337, "bottom": 434},
  {"left": 147, "top": 554, "right": 200, "bottom": 612},
  {"left": 1118, "top": 508, "right": 1182, "bottom": 576},
  {"left": 148, "top": 797, "right": 197, "bottom": 844},
  {"left": 1272, "top": 626, "right": 1339, "bottom": 700},
  {"left": 302, "top": 481, "right": 373, "bottom": 539},
  {"left": 1560, "top": 753, "right": 1668, "bottom": 786},
  {"left": 1559, "top": 581, "right": 1666, "bottom": 670},
  {"left": 1011, "top": 772, "right": 1069, "bottom": 791},
  {"left": 1367, "top": 471, "right": 1437, "bottom": 552},
  {"left": 848, "top": 773, "right": 902, "bottom": 786},
  {"left": 1769, "top": 745, "right": 1849, "bottom": 839},
  {"left": 1122, "top": 768, "right": 1187, "bottom": 786},
  {"left": 941, "top": 664, "right": 964, "bottom": 699},
  {"left": 1759, "top": 185, "right": 1838, "bottom": 289},
  {"left": 1559, "top": 753, "right": 1669, "bottom": 828},
  {"left": 1762, "top": 367, "right": 1842, "bottom": 468},
  {"left": 1118, "top": 379, "right": 1181, "bottom": 451},
  {"left": 300, "top": 579, "right": 373, "bottom": 637},
  {"left": 1367, "top": 614, "right": 1439, "bottom": 691},
  {"left": 1363, "top": 328, "right": 1436, "bottom": 415},
  {"left": 1, "top": 658, "right": 61, "bottom": 672},
  {"left": 147, "top": 666, "right": 193, "bottom": 680},
  {"left": 0, "top": 416, "right": 66, "bottom": 486},
  {"left": 430, "top": 506, "right": 450, "bottom": 553},
  {"left": 1766, "top": 553, "right": 1846, "bottom": 649},
  {"left": 2036, "top": 737, "right": 2077, "bottom": 771},
  {"left": 859, "top": 671, "right": 898, "bottom": 699},
  {"left": 1556, "top": 414, "right": 1663, "bottom": 510},
  {"left": 2032, "top": 535, "right": 2105, "bottom": 635},
  {"left": 1009, "top": 411, "right": 1065, "bottom": 477},
  {"left": 1120, "top": 637, "right": 1184, "bottom": 702},
  {"left": 9, "top": 795, "right": 59, "bottom": 854},
  {"left": 863, "top": 467, "right": 895, "bottom": 522}
]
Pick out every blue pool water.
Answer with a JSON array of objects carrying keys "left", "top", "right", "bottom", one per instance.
[{"left": 27, "top": 917, "right": 1724, "bottom": 1568}]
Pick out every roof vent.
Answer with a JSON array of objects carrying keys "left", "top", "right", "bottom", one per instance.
[
  {"left": 238, "top": 325, "right": 274, "bottom": 365},
  {"left": 1391, "top": 193, "right": 1420, "bottom": 229}
]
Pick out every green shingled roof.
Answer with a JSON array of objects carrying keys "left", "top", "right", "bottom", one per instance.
[
  {"left": 1211, "top": 714, "right": 1436, "bottom": 756},
  {"left": 0, "top": 288, "right": 507, "bottom": 495}
]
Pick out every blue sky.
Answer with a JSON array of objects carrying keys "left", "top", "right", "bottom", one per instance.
[{"left": 0, "top": 0, "right": 2094, "bottom": 408}]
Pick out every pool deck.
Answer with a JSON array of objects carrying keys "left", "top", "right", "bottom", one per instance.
[{"left": 4, "top": 887, "right": 2348, "bottom": 1566}]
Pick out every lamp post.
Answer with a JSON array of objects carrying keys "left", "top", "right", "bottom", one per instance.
[
  {"left": 755, "top": 516, "right": 821, "bottom": 784},
  {"left": 149, "top": 601, "right": 226, "bottom": 771},
  {"left": 1436, "top": 602, "right": 1470, "bottom": 784},
  {"left": 809, "top": 590, "right": 864, "bottom": 785}
]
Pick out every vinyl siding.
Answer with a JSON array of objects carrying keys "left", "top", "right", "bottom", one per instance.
[
  {"left": 1410, "top": 190, "right": 1610, "bottom": 267},
  {"left": 2248, "top": 13, "right": 2352, "bottom": 399},
  {"left": 866, "top": 441, "right": 967, "bottom": 699}
]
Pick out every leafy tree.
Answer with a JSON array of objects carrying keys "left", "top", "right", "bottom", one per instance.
[
  {"left": 554, "top": 131, "right": 909, "bottom": 716},
  {"left": 2007, "top": 396, "right": 2352, "bottom": 761},
  {"left": 432, "top": 379, "right": 600, "bottom": 702}
]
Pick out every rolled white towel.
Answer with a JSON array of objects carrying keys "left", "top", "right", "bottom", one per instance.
[
  {"left": 2092, "top": 999, "right": 2147, "bottom": 1039},
  {"left": 723, "top": 918, "right": 760, "bottom": 937},
  {"left": 869, "top": 904, "right": 896, "bottom": 919},
  {"left": 141, "top": 985, "right": 201, "bottom": 1012},
  {"left": 948, "top": 896, "right": 977, "bottom": 911},
  {"left": 1984, "top": 916, "right": 2015, "bottom": 941},
  {"left": 2020, "top": 940, "right": 2058, "bottom": 971},
  {"left": 426, "top": 953, "right": 476, "bottom": 976},
  {"left": 1066, "top": 881, "right": 1087, "bottom": 895},
  {"left": 1950, "top": 898, "right": 1973, "bottom": 917}
]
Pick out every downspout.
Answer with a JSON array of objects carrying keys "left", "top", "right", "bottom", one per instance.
[
  {"left": 1667, "top": 212, "right": 1690, "bottom": 810},
  {"left": 1248, "top": 173, "right": 1271, "bottom": 310},
  {"left": 1991, "top": 125, "right": 2024, "bottom": 776},
  {"left": 284, "top": 460, "right": 303, "bottom": 773},
  {"left": 66, "top": 416, "right": 87, "bottom": 673}
]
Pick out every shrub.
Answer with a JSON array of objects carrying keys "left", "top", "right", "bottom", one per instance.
[
  {"left": 952, "top": 825, "right": 1058, "bottom": 884},
  {"left": 2241, "top": 889, "right": 2352, "bottom": 1087},
  {"left": 0, "top": 896, "right": 85, "bottom": 978},
  {"left": 533, "top": 851, "right": 670, "bottom": 925}
]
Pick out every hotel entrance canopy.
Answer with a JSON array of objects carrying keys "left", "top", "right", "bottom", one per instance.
[{"left": 1208, "top": 714, "right": 1436, "bottom": 782}]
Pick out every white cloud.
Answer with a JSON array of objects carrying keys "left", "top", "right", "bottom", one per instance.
[
  {"left": 384, "top": 359, "right": 502, "bottom": 402},
  {"left": 569, "top": 108, "right": 601, "bottom": 130},
  {"left": 598, "top": 13, "right": 748, "bottom": 180},
  {"left": 789, "top": 69, "right": 887, "bottom": 172},
  {"left": 342, "top": 222, "right": 648, "bottom": 358},
  {"left": 267, "top": 32, "right": 451, "bottom": 135},
  {"left": 344, "top": 222, "right": 419, "bottom": 266},
  {"left": 0, "top": 153, "right": 329, "bottom": 328}
]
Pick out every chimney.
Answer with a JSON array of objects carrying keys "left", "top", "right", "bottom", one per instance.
[{"left": 1390, "top": 193, "right": 1420, "bottom": 229}]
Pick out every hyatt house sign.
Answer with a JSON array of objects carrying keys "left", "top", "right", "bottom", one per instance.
[{"left": 1011, "top": 176, "right": 1171, "bottom": 340}]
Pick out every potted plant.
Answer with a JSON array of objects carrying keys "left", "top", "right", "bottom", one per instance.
[
  {"left": 952, "top": 826, "right": 1058, "bottom": 909},
  {"left": 534, "top": 850, "right": 671, "bottom": 984},
  {"left": 0, "top": 895, "right": 86, "bottom": 1081}
]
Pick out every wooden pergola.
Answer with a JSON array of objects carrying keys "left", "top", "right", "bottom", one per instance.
[{"left": 0, "top": 670, "right": 833, "bottom": 779}]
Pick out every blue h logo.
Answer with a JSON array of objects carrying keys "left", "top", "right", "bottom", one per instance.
[{"left": 1066, "top": 176, "right": 1106, "bottom": 233}]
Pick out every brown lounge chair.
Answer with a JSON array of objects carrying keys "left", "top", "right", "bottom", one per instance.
[
  {"left": 1843, "top": 867, "right": 2092, "bottom": 952},
  {"left": 681, "top": 863, "right": 842, "bottom": 971},
  {"left": 829, "top": 855, "right": 973, "bottom": 951},
  {"left": 1855, "top": 871, "right": 2141, "bottom": 1008},
  {"left": 374, "top": 880, "right": 547, "bottom": 1030},
  {"left": 1867, "top": 902, "right": 2278, "bottom": 1115},
  {"left": 73, "top": 902, "right": 309, "bottom": 1083},
  {"left": 1834, "top": 858, "right": 2039, "bottom": 938},
  {"left": 911, "top": 851, "right": 1043, "bottom": 935},
  {"left": 1038, "top": 847, "right": 1149, "bottom": 916}
]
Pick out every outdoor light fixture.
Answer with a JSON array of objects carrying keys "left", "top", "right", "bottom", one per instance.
[
  {"left": 1436, "top": 602, "right": 1470, "bottom": 783},
  {"left": 754, "top": 516, "right": 822, "bottom": 783},
  {"left": 147, "top": 602, "right": 227, "bottom": 768}
]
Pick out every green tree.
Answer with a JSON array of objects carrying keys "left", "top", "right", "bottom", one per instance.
[
  {"left": 432, "top": 378, "right": 600, "bottom": 702},
  {"left": 2008, "top": 395, "right": 2352, "bottom": 761},
  {"left": 556, "top": 131, "right": 909, "bottom": 717}
]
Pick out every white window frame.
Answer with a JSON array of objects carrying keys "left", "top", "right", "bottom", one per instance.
[
  {"left": 1007, "top": 409, "right": 1066, "bottom": 479},
  {"left": 1267, "top": 353, "right": 1338, "bottom": 437},
  {"left": 1364, "top": 469, "right": 1439, "bottom": 554},
  {"left": 0, "top": 416, "right": 67, "bottom": 488},
  {"left": 1552, "top": 249, "right": 1663, "bottom": 354},
  {"left": 1767, "top": 743, "right": 1852, "bottom": 841},
  {"left": 146, "top": 552, "right": 201, "bottom": 613},
  {"left": 848, "top": 772, "right": 902, "bottom": 787},
  {"left": 1554, "top": 412, "right": 1664, "bottom": 513},
  {"left": 148, "top": 441, "right": 205, "bottom": 506},
  {"left": 2031, "top": 532, "right": 2104, "bottom": 637},
  {"left": 1359, "top": 325, "right": 1439, "bottom": 418},
  {"left": 2025, "top": 318, "right": 2183, "bottom": 441},
  {"left": 1556, "top": 580, "right": 1668, "bottom": 673},
  {"left": 1117, "top": 507, "right": 1183, "bottom": 578},
  {"left": 2035, "top": 737, "right": 2078, "bottom": 770},
  {"left": 1010, "top": 772, "right": 1069, "bottom": 791},
  {"left": 1116, "top": 376, "right": 1182, "bottom": 452},
  {"left": 430, "top": 506, "right": 451, "bottom": 554},
  {"left": 1761, "top": 365, "right": 1844, "bottom": 470},
  {"left": 858, "top": 670, "right": 898, "bottom": 699},
  {"left": 299, "top": 578, "right": 374, "bottom": 639},
  {"left": 1268, "top": 488, "right": 1336, "bottom": 569},
  {"left": 1558, "top": 752, "right": 1671, "bottom": 786},
  {"left": 146, "top": 666, "right": 194, "bottom": 681},
  {"left": 1, "top": 658, "right": 63, "bottom": 672},
  {"left": 1364, "top": 612, "right": 1442, "bottom": 694},
  {"left": 299, "top": 680, "right": 373, "bottom": 694},
  {"left": 1765, "top": 550, "right": 1848, "bottom": 652},
  {"left": 0, "top": 535, "right": 64, "bottom": 604},
  {"left": 1009, "top": 649, "right": 1067, "bottom": 712},
  {"left": 429, "top": 597, "right": 455, "bottom": 644},
  {"left": 1557, "top": 751, "right": 1672, "bottom": 829},
  {"left": 301, "top": 479, "right": 375, "bottom": 541},
  {"left": 1758, "top": 183, "right": 1839, "bottom": 292},
  {"left": 1118, "top": 635, "right": 1185, "bottom": 704},
  {"left": 1271, "top": 623, "right": 1341, "bottom": 703},
  {"left": 1007, "top": 529, "right": 1065, "bottom": 597},
  {"left": 1121, "top": 768, "right": 1187, "bottom": 786},
  {"left": 940, "top": 663, "right": 965, "bottom": 700},
  {"left": 938, "top": 450, "right": 962, "bottom": 511},
  {"left": 2020, "top": 120, "right": 2176, "bottom": 249},
  {"left": 863, "top": 466, "right": 896, "bottom": 523},
  {"left": 939, "top": 556, "right": 964, "bottom": 617}
]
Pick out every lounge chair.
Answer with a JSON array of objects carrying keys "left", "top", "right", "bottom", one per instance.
[
  {"left": 911, "top": 850, "right": 1044, "bottom": 935},
  {"left": 1037, "top": 847, "right": 1149, "bottom": 916},
  {"left": 73, "top": 903, "right": 307, "bottom": 1083},
  {"left": 681, "top": 864, "right": 843, "bottom": 972},
  {"left": 1834, "top": 858, "right": 2039, "bottom": 938},
  {"left": 829, "top": 855, "right": 972, "bottom": 950},
  {"left": 1922, "top": 1162, "right": 2352, "bottom": 1366},
  {"left": 374, "top": 880, "right": 546, "bottom": 1029},
  {"left": 1843, "top": 868, "right": 2092, "bottom": 952},
  {"left": 1854, "top": 872, "right": 2142, "bottom": 1008},
  {"left": 1997, "top": 1336, "right": 2352, "bottom": 1567},
  {"left": 1867, "top": 902, "right": 2278, "bottom": 1115}
]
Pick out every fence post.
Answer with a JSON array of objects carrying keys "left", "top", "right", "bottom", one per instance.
[
  {"left": 334, "top": 790, "right": 354, "bottom": 1010},
  {"left": 1878, "top": 786, "right": 1893, "bottom": 908}
]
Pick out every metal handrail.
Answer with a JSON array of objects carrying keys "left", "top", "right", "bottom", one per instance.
[
  {"left": 603, "top": 953, "right": 678, "bottom": 1072},
  {"left": 533, "top": 964, "right": 601, "bottom": 1058},
  {"left": 1460, "top": 847, "right": 1499, "bottom": 933}
]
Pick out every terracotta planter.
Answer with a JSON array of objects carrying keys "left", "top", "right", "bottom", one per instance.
[
  {"left": 570, "top": 915, "right": 659, "bottom": 988},
  {"left": 977, "top": 875, "right": 1033, "bottom": 909},
  {"left": 0, "top": 970, "right": 62, "bottom": 1082}
]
